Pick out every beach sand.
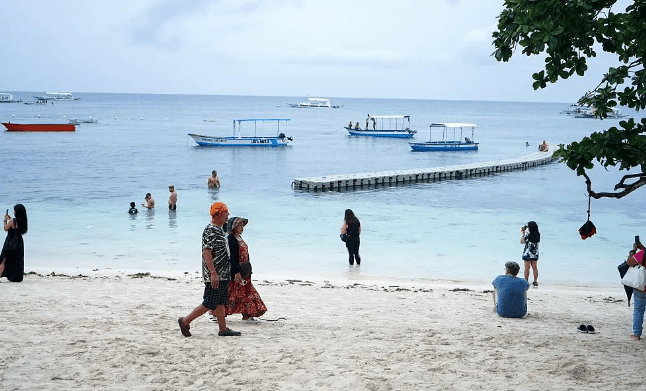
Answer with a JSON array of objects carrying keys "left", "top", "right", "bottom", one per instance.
[{"left": 0, "top": 271, "right": 641, "bottom": 390}]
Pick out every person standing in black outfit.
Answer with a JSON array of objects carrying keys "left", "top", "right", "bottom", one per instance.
[
  {"left": 1, "top": 204, "right": 28, "bottom": 282},
  {"left": 341, "top": 209, "right": 361, "bottom": 265}
]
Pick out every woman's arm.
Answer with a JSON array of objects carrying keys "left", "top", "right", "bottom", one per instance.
[
  {"left": 340, "top": 223, "right": 348, "bottom": 234},
  {"left": 3, "top": 217, "right": 14, "bottom": 232},
  {"left": 228, "top": 235, "right": 241, "bottom": 276},
  {"left": 520, "top": 232, "right": 526, "bottom": 244}
]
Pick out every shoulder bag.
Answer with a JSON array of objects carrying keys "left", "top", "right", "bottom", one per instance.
[{"left": 621, "top": 251, "right": 646, "bottom": 291}]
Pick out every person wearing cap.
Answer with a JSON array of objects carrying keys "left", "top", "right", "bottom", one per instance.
[
  {"left": 142, "top": 193, "right": 155, "bottom": 209},
  {"left": 168, "top": 185, "right": 177, "bottom": 211},
  {"left": 178, "top": 202, "right": 243, "bottom": 337},
  {"left": 492, "top": 261, "right": 530, "bottom": 318}
]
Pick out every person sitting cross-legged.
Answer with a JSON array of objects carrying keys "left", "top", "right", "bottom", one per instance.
[{"left": 492, "top": 261, "right": 530, "bottom": 318}]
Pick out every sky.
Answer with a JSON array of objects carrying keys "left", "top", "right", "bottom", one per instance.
[{"left": 0, "top": 0, "right": 626, "bottom": 102}]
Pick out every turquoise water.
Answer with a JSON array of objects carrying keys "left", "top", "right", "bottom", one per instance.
[{"left": 1, "top": 92, "right": 643, "bottom": 284}]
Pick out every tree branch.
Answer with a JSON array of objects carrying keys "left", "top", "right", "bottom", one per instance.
[{"left": 583, "top": 171, "right": 646, "bottom": 199}]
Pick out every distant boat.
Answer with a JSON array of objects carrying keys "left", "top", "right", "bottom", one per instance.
[
  {"left": 0, "top": 93, "right": 22, "bottom": 103},
  {"left": 45, "top": 92, "right": 79, "bottom": 100},
  {"left": 409, "top": 122, "right": 478, "bottom": 151},
  {"left": 69, "top": 117, "right": 98, "bottom": 125},
  {"left": 574, "top": 107, "right": 628, "bottom": 119},
  {"left": 24, "top": 97, "right": 49, "bottom": 105},
  {"left": 2, "top": 122, "right": 76, "bottom": 132},
  {"left": 188, "top": 118, "right": 293, "bottom": 147},
  {"left": 288, "top": 97, "right": 342, "bottom": 108},
  {"left": 345, "top": 115, "right": 417, "bottom": 138}
]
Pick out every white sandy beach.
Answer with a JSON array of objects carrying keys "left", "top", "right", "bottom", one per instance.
[{"left": 0, "top": 270, "right": 642, "bottom": 390}]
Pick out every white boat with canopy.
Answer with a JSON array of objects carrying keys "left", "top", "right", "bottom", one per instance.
[
  {"left": 345, "top": 115, "right": 416, "bottom": 138},
  {"left": 409, "top": 122, "right": 478, "bottom": 151},
  {"left": 0, "top": 93, "right": 21, "bottom": 103},
  {"left": 288, "top": 97, "right": 342, "bottom": 108},
  {"left": 188, "top": 118, "right": 293, "bottom": 147},
  {"left": 45, "top": 92, "right": 78, "bottom": 100}
]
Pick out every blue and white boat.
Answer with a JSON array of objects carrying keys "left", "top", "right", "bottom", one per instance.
[
  {"left": 188, "top": 118, "right": 293, "bottom": 147},
  {"left": 409, "top": 122, "right": 478, "bottom": 151},
  {"left": 345, "top": 115, "right": 416, "bottom": 138}
]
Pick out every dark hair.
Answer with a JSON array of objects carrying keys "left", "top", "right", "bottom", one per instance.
[
  {"left": 13, "top": 204, "right": 28, "bottom": 235},
  {"left": 505, "top": 261, "right": 520, "bottom": 276},
  {"left": 130, "top": 202, "right": 136, "bottom": 208},
  {"left": 527, "top": 221, "right": 540, "bottom": 243},
  {"left": 344, "top": 209, "right": 358, "bottom": 224}
]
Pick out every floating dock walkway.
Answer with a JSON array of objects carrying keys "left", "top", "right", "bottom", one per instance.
[{"left": 293, "top": 146, "right": 558, "bottom": 192}]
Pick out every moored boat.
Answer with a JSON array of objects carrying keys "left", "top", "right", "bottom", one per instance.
[
  {"left": 188, "top": 118, "right": 292, "bottom": 147},
  {"left": 45, "top": 92, "right": 79, "bottom": 100},
  {"left": 0, "top": 93, "right": 22, "bottom": 103},
  {"left": 2, "top": 122, "right": 76, "bottom": 132},
  {"left": 409, "top": 122, "right": 478, "bottom": 151},
  {"left": 288, "top": 97, "right": 342, "bottom": 108},
  {"left": 345, "top": 115, "right": 416, "bottom": 138}
]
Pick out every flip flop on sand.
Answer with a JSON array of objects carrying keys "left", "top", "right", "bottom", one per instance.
[
  {"left": 631, "top": 334, "right": 641, "bottom": 340},
  {"left": 577, "top": 324, "right": 588, "bottom": 333},
  {"left": 178, "top": 317, "right": 191, "bottom": 337},
  {"left": 218, "top": 328, "right": 241, "bottom": 337},
  {"left": 586, "top": 325, "right": 596, "bottom": 334}
]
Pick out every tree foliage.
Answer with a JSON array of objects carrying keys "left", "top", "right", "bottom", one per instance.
[{"left": 493, "top": 0, "right": 646, "bottom": 199}]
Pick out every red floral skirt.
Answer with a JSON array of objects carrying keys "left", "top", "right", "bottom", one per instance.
[{"left": 225, "top": 277, "right": 267, "bottom": 318}]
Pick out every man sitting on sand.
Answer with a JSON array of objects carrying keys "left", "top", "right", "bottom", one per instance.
[{"left": 492, "top": 261, "right": 530, "bottom": 318}]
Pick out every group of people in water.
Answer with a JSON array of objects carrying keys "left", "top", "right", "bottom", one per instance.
[{"left": 128, "top": 170, "right": 222, "bottom": 214}]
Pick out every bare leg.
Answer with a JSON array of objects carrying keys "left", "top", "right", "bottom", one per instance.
[
  {"left": 0, "top": 258, "right": 5, "bottom": 280},
  {"left": 214, "top": 304, "right": 228, "bottom": 332},
  {"left": 531, "top": 261, "right": 539, "bottom": 283},
  {"left": 183, "top": 304, "right": 209, "bottom": 326},
  {"left": 524, "top": 260, "right": 530, "bottom": 281}
]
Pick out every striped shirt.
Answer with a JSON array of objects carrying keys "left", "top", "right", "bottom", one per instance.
[{"left": 201, "top": 223, "right": 231, "bottom": 283}]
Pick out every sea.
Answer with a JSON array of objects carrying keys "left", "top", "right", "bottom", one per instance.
[{"left": 1, "top": 92, "right": 644, "bottom": 286}]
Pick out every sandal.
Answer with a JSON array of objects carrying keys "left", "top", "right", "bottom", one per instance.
[
  {"left": 631, "top": 334, "right": 641, "bottom": 340},
  {"left": 178, "top": 317, "right": 191, "bottom": 337},
  {"left": 218, "top": 327, "right": 241, "bottom": 337}
]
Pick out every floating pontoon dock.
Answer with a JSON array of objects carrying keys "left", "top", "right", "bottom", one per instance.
[{"left": 293, "top": 146, "right": 558, "bottom": 191}]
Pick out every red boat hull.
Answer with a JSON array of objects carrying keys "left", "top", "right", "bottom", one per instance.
[{"left": 2, "top": 122, "right": 76, "bottom": 132}]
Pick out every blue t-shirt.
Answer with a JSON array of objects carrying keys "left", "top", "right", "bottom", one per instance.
[{"left": 492, "top": 274, "right": 530, "bottom": 318}]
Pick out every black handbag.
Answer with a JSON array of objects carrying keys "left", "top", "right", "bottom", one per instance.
[
  {"left": 240, "top": 262, "right": 252, "bottom": 279},
  {"left": 340, "top": 233, "right": 348, "bottom": 242}
]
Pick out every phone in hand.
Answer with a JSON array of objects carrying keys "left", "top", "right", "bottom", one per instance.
[
  {"left": 636, "top": 235, "right": 641, "bottom": 244},
  {"left": 5, "top": 209, "right": 8, "bottom": 216}
]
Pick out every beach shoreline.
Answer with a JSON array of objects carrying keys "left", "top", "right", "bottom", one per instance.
[{"left": 1, "top": 271, "right": 640, "bottom": 390}]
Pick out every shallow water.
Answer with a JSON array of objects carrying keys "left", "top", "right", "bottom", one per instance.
[{"left": 1, "top": 92, "right": 642, "bottom": 284}]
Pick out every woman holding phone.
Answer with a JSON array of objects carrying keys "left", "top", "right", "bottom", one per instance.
[{"left": 1, "top": 204, "right": 28, "bottom": 282}]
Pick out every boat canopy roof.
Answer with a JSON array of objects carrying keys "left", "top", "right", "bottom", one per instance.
[
  {"left": 308, "top": 98, "right": 329, "bottom": 102},
  {"left": 371, "top": 115, "right": 410, "bottom": 119},
  {"left": 234, "top": 118, "right": 291, "bottom": 122},
  {"left": 45, "top": 92, "right": 73, "bottom": 96},
  {"left": 430, "top": 122, "right": 477, "bottom": 128}
]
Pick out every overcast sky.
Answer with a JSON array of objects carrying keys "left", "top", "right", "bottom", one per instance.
[{"left": 0, "top": 0, "right": 623, "bottom": 102}]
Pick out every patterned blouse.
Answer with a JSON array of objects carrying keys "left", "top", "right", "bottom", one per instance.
[
  {"left": 522, "top": 232, "right": 539, "bottom": 261},
  {"left": 201, "top": 223, "right": 230, "bottom": 283}
]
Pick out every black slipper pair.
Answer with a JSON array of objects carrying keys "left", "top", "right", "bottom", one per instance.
[{"left": 577, "top": 324, "right": 595, "bottom": 333}]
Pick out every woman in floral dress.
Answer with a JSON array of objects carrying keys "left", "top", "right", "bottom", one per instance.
[{"left": 225, "top": 217, "right": 267, "bottom": 320}]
